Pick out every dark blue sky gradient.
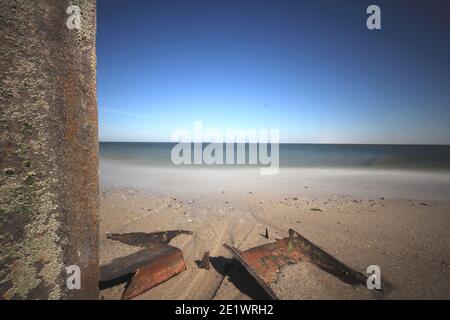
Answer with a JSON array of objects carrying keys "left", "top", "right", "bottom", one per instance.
[{"left": 97, "top": 0, "right": 450, "bottom": 144}]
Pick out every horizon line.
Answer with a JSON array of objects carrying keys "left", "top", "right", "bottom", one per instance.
[{"left": 98, "top": 141, "right": 450, "bottom": 146}]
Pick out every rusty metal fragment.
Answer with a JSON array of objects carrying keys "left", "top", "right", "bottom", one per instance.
[
  {"left": 100, "top": 245, "right": 186, "bottom": 299},
  {"left": 100, "top": 230, "right": 193, "bottom": 299},
  {"left": 199, "top": 251, "right": 210, "bottom": 270},
  {"left": 224, "top": 228, "right": 367, "bottom": 300},
  {"left": 100, "top": 246, "right": 176, "bottom": 281},
  {"left": 224, "top": 244, "right": 279, "bottom": 299},
  {"left": 107, "top": 230, "right": 193, "bottom": 248},
  {"left": 286, "top": 229, "right": 367, "bottom": 285},
  {"left": 122, "top": 246, "right": 186, "bottom": 300}
]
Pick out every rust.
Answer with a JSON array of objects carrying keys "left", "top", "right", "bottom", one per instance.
[
  {"left": 101, "top": 230, "right": 193, "bottom": 299},
  {"left": 223, "top": 228, "right": 367, "bottom": 300},
  {"left": 100, "top": 245, "right": 187, "bottom": 299},
  {"left": 286, "top": 229, "right": 367, "bottom": 285},
  {"left": 122, "top": 247, "right": 186, "bottom": 299},
  {"left": 224, "top": 244, "right": 279, "bottom": 300},
  {"left": 198, "top": 251, "right": 210, "bottom": 270},
  {"left": 99, "top": 246, "right": 180, "bottom": 281},
  {"left": 106, "top": 230, "right": 193, "bottom": 248}
]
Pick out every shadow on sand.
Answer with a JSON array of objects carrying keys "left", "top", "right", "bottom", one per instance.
[{"left": 209, "top": 256, "right": 272, "bottom": 300}]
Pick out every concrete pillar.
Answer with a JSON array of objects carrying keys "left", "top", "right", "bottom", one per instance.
[{"left": 0, "top": 0, "right": 99, "bottom": 299}]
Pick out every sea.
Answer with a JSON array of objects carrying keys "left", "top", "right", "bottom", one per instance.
[{"left": 100, "top": 142, "right": 450, "bottom": 172}]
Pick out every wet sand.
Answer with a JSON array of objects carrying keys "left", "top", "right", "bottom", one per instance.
[{"left": 99, "top": 181, "right": 450, "bottom": 299}]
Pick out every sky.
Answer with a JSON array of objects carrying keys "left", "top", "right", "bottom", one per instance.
[{"left": 97, "top": 0, "right": 450, "bottom": 144}]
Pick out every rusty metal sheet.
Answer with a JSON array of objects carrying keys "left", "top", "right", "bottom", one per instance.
[
  {"left": 100, "top": 245, "right": 182, "bottom": 282},
  {"left": 285, "top": 229, "right": 367, "bottom": 285},
  {"left": 224, "top": 228, "right": 368, "bottom": 300},
  {"left": 223, "top": 244, "right": 279, "bottom": 300},
  {"left": 122, "top": 246, "right": 186, "bottom": 300},
  {"left": 106, "top": 230, "right": 193, "bottom": 248}
]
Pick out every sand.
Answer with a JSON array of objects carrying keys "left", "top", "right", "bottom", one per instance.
[{"left": 98, "top": 162, "right": 450, "bottom": 299}]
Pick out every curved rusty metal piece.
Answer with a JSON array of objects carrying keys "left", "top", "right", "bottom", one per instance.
[
  {"left": 122, "top": 246, "right": 186, "bottom": 300},
  {"left": 99, "top": 245, "right": 187, "bottom": 300},
  {"left": 286, "top": 229, "right": 367, "bottom": 286},
  {"left": 224, "top": 228, "right": 368, "bottom": 300},
  {"left": 223, "top": 244, "right": 279, "bottom": 300}
]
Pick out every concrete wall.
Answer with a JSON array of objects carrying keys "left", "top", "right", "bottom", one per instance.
[{"left": 0, "top": 0, "right": 99, "bottom": 299}]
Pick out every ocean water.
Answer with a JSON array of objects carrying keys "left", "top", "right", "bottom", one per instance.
[{"left": 100, "top": 142, "right": 450, "bottom": 172}]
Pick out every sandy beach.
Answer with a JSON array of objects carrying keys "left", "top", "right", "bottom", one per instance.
[{"left": 99, "top": 162, "right": 450, "bottom": 300}]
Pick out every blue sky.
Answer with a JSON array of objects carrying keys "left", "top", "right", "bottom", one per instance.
[{"left": 97, "top": 0, "right": 450, "bottom": 144}]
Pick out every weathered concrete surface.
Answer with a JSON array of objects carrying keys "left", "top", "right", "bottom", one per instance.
[{"left": 0, "top": 0, "right": 99, "bottom": 299}]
